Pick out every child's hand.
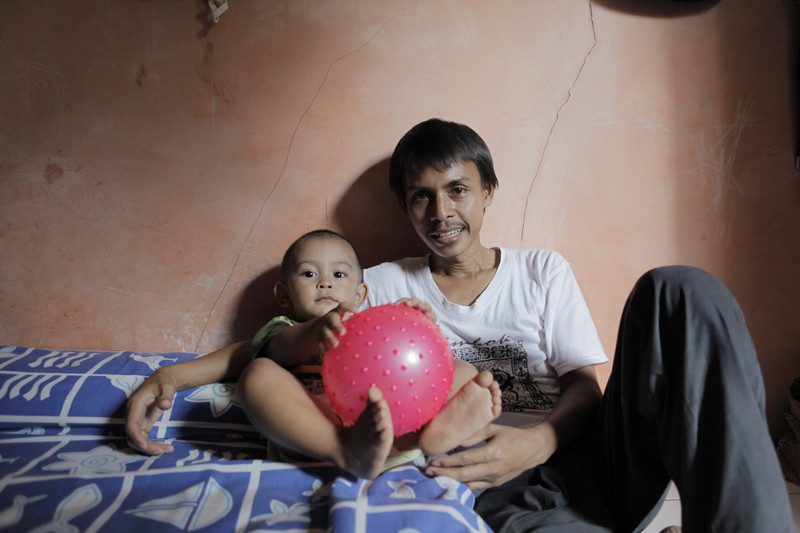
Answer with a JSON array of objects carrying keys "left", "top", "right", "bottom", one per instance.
[
  {"left": 125, "top": 369, "right": 177, "bottom": 455},
  {"left": 395, "top": 297, "right": 437, "bottom": 322},
  {"left": 314, "top": 302, "right": 360, "bottom": 353}
]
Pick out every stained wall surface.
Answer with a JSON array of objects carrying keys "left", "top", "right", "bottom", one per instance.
[{"left": 1, "top": 1, "right": 798, "bottom": 433}]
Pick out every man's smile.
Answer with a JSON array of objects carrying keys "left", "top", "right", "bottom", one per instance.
[{"left": 428, "top": 226, "right": 464, "bottom": 243}]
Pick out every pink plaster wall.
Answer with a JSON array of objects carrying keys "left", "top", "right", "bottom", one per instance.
[{"left": 1, "top": 1, "right": 798, "bottom": 433}]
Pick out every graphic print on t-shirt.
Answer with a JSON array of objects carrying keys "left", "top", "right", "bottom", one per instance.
[{"left": 450, "top": 337, "right": 554, "bottom": 412}]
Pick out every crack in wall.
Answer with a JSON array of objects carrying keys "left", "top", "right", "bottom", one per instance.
[
  {"left": 193, "top": 2, "right": 417, "bottom": 351},
  {"left": 1, "top": 252, "right": 51, "bottom": 286},
  {"left": 196, "top": 70, "right": 231, "bottom": 104},
  {"left": 520, "top": 2, "right": 597, "bottom": 244}
]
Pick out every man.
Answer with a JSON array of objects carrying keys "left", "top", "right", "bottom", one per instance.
[{"left": 364, "top": 118, "right": 793, "bottom": 531}]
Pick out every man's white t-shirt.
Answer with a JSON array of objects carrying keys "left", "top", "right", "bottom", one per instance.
[{"left": 364, "top": 248, "right": 607, "bottom": 426}]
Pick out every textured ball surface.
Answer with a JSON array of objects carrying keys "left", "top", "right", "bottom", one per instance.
[{"left": 322, "top": 304, "right": 455, "bottom": 436}]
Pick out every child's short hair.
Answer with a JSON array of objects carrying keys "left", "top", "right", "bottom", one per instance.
[
  {"left": 389, "top": 118, "right": 499, "bottom": 211},
  {"left": 280, "top": 229, "right": 363, "bottom": 281}
]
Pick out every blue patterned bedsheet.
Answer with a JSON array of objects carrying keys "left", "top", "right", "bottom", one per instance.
[{"left": 0, "top": 346, "right": 491, "bottom": 532}]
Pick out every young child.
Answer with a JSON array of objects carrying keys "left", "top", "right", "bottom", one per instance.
[{"left": 126, "top": 229, "right": 501, "bottom": 480}]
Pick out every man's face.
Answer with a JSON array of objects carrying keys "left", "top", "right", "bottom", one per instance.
[
  {"left": 279, "top": 237, "right": 366, "bottom": 321},
  {"left": 403, "top": 160, "right": 493, "bottom": 261}
]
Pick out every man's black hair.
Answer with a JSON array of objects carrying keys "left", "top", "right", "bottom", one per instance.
[
  {"left": 280, "top": 229, "right": 363, "bottom": 282},
  {"left": 388, "top": 118, "right": 499, "bottom": 211}
]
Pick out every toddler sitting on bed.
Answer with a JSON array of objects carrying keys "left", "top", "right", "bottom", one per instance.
[{"left": 126, "top": 229, "right": 501, "bottom": 479}]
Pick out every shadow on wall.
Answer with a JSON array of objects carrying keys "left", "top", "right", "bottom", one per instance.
[
  {"left": 791, "top": 1, "right": 799, "bottom": 180},
  {"left": 591, "top": 0, "right": 721, "bottom": 17},
  {"left": 711, "top": 1, "right": 800, "bottom": 436},
  {"left": 332, "top": 157, "right": 427, "bottom": 269},
  {"left": 229, "top": 158, "right": 426, "bottom": 342},
  {"left": 230, "top": 266, "right": 283, "bottom": 344},
  {"left": 597, "top": 0, "right": 800, "bottom": 435}
]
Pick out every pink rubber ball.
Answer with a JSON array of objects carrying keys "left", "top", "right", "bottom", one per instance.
[{"left": 322, "top": 304, "right": 455, "bottom": 436}]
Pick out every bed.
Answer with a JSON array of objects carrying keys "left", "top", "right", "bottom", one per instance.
[{"left": 0, "top": 345, "right": 491, "bottom": 532}]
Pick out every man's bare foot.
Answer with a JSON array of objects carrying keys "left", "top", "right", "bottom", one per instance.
[
  {"left": 419, "top": 371, "right": 501, "bottom": 456},
  {"left": 337, "top": 387, "right": 394, "bottom": 479}
]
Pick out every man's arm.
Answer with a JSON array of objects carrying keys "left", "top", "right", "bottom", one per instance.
[
  {"left": 125, "top": 341, "right": 252, "bottom": 454},
  {"left": 533, "top": 364, "right": 603, "bottom": 452},
  {"left": 424, "top": 365, "right": 602, "bottom": 490}
]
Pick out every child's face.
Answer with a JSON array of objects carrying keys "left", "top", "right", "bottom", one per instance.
[{"left": 278, "top": 237, "right": 367, "bottom": 321}]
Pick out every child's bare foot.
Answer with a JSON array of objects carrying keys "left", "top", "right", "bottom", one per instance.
[
  {"left": 337, "top": 387, "right": 394, "bottom": 479},
  {"left": 419, "top": 371, "right": 501, "bottom": 456},
  {"left": 486, "top": 372, "right": 502, "bottom": 418}
]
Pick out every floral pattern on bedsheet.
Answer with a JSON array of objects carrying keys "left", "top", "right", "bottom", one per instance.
[{"left": 0, "top": 345, "right": 491, "bottom": 532}]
